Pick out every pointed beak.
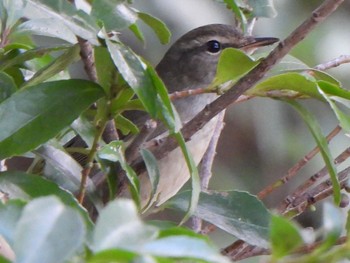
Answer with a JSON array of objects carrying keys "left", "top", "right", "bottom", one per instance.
[{"left": 240, "top": 37, "right": 279, "bottom": 51}]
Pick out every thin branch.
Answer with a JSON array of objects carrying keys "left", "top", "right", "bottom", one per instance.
[
  {"left": 147, "top": 0, "right": 345, "bottom": 162},
  {"left": 257, "top": 125, "right": 341, "bottom": 200},
  {"left": 315, "top": 54, "right": 350, "bottom": 71}
]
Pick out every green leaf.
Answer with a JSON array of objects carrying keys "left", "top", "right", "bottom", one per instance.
[
  {"left": 98, "top": 141, "right": 140, "bottom": 206},
  {"left": 168, "top": 190, "right": 271, "bottom": 248},
  {"left": 222, "top": 0, "right": 247, "bottom": 31},
  {"left": 129, "top": 23, "right": 145, "bottom": 43},
  {"left": 247, "top": 72, "right": 321, "bottom": 99},
  {"left": 286, "top": 100, "right": 341, "bottom": 205},
  {"left": 173, "top": 132, "right": 200, "bottom": 225},
  {"left": 138, "top": 12, "right": 171, "bottom": 44},
  {"left": 211, "top": 48, "right": 259, "bottom": 89},
  {"left": 25, "top": 0, "right": 99, "bottom": 44},
  {"left": 94, "top": 46, "right": 117, "bottom": 94},
  {"left": 0, "top": 45, "right": 71, "bottom": 70},
  {"left": 91, "top": 0, "right": 138, "bottom": 31},
  {"left": 140, "top": 149, "right": 160, "bottom": 212},
  {"left": 23, "top": 44, "right": 80, "bottom": 88},
  {"left": 0, "top": 72, "right": 17, "bottom": 102},
  {"left": 14, "top": 196, "right": 85, "bottom": 263},
  {"left": 317, "top": 84, "right": 350, "bottom": 133},
  {"left": 0, "top": 79, "right": 104, "bottom": 159},
  {"left": 0, "top": 200, "right": 26, "bottom": 246},
  {"left": 105, "top": 38, "right": 158, "bottom": 117},
  {"left": 16, "top": 18, "right": 77, "bottom": 44},
  {"left": 92, "top": 199, "right": 158, "bottom": 252},
  {"left": 318, "top": 80, "right": 350, "bottom": 100},
  {"left": 88, "top": 249, "right": 137, "bottom": 263},
  {"left": 270, "top": 215, "right": 303, "bottom": 259},
  {"left": 115, "top": 114, "right": 140, "bottom": 136}
]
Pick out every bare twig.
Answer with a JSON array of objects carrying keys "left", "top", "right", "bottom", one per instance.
[
  {"left": 315, "top": 54, "right": 350, "bottom": 71},
  {"left": 257, "top": 125, "right": 341, "bottom": 200}
]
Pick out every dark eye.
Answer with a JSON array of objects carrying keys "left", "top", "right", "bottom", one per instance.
[{"left": 206, "top": 40, "right": 221, "bottom": 53}]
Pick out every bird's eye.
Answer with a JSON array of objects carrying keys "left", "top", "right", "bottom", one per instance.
[{"left": 206, "top": 40, "right": 221, "bottom": 53}]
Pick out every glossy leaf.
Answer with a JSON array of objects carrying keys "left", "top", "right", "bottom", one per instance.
[
  {"left": 168, "top": 190, "right": 271, "bottom": 248},
  {"left": 270, "top": 215, "right": 303, "bottom": 259},
  {"left": 17, "top": 18, "right": 77, "bottom": 44},
  {"left": 286, "top": 100, "right": 341, "bottom": 205},
  {"left": 211, "top": 48, "right": 258, "bottom": 90},
  {"left": 25, "top": 0, "right": 99, "bottom": 44},
  {"left": 23, "top": 44, "right": 80, "bottom": 88},
  {"left": 138, "top": 12, "right": 171, "bottom": 44},
  {"left": 0, "top": 79, "right": 104, "bottom": 159},
  {"left": 91, "top": 0, "right": 138, "bottom": 31},
  {"left": 92, "top": 199, "right": 158, "bottom": 252},
  {"left": 14, "top": 196, "right": 85, "bottom": 263},
  {"left": 94, "top": 46, "right": 117, "bottom": 94},
  {"left": 0, "top": 72, "right": 16, "bottom": 102}
]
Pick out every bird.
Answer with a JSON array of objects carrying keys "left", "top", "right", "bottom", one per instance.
[{"left": 124, "top": 24, "right": 278, "bottom": 207}]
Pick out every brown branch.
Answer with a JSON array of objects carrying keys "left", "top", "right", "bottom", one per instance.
[{"left": 148, "top": 0, "right": 345, "bottom": 162}]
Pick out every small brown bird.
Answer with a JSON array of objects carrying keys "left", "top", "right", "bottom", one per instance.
[{"left": 129, "top": 24, "right": 278, "bottom": 206}]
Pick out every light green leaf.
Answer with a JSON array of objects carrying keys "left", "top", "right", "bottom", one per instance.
[
  {"left": 115, "top": 114, "right": 140, "bottom": 136},
  {"left": 129, "top": 23, "right": 145, "bottom": 43},
  {"left": 248, "top": 72, "right": 321, "bottom": 99},
  {"left": 0, "top": 79, "right": 104, "bottom": 159},
  {"left": 14, "top": 196, "right": 85, "bottom": 263},
  {"left": 92, "top": 199, "right": 158, "bottom": 252},
  {"left": 286, "top": 100, "right": 341, "bottom": 205},
  {"left": 23, "top": 44, "right": 80, "bottom": 88},
  {"left": 91, "top": 0, "right": 138, "bottom": 31},
  {"left": 168, "top": 190, "right": 271, "bottom": 248},
  {"left": 24, "top": 0, "right": 99, "bottom": 44},
  {"left": 16, "top": 18, "right": 77, "bottom": 44},
  {"left": 88, "top": 249, "right": 137, "bottom": 263},
  {"left": 211, "top": 48, "right": 258, "bottom": 90},
  {"left": 138, "top": 12, "right": 171, "bottom": 44},
  {"left": 0, "top": 72, "right": 16, "bottom": 102},
  {"left": 270, "top": 215, "right": 303, "bottom": 259}
]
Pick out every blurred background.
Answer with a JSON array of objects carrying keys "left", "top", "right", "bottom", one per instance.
[{"left": 118, "top": 0, "right": 350, "bottom": 248}]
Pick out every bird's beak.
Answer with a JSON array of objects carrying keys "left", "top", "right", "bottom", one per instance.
[{"left": 240, "top": 37, "right": 279, "bottom": 52}]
